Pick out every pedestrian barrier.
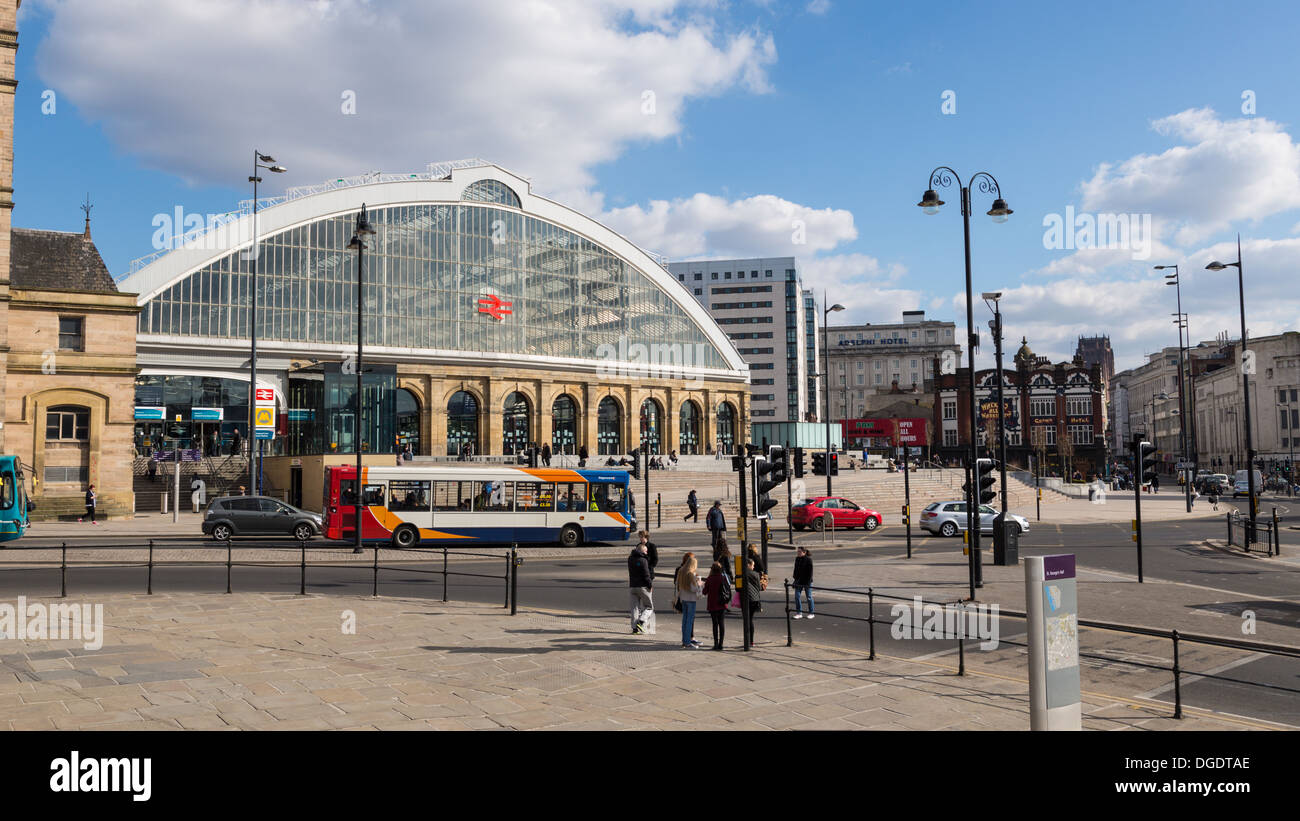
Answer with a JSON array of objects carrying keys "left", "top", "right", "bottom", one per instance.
[
  {"left": 1226, "top": 508, "right": 1281, "bottom": 556},
  {"left": 0, "top": 540, "right": 517, "bottom": 612},
  {"left": 782, "top": 579, "right": 1300, "bottom": 720}
]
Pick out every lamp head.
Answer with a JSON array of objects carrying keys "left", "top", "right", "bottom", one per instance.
[
  {"left": 268, "top": 165, "right": 287, "bottom": 173},
  {"left": 980, "top": 291, "right": 1002, "bottom": 301},
  {"left": 1205, "top": 260, "right": 1231, "bottom": 271},
  {"left": 356, "top": 203, "right": 376, "bottom": 236},
  {"left": 987, "top": 198, "right": 1013, "bottom": 223},
  {"left": 828, "top": 303, "right": 845, "bottom": 313},
  {"left": 257, "top": 153, "right": 275, "bottom": 163},
  {"left": 918, "top": 189, "right": 943, "bottom": 215}
]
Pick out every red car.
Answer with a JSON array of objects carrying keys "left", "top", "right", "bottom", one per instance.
[{"left": 790, "top": 497, "right": 881, "bottom": 532}]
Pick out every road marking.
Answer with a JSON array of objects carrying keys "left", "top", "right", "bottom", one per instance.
[{"left": 1136, "top": 652, "right": 1269, "bottom": 700}]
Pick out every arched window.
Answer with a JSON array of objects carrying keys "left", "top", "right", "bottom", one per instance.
[
  {"left": 639, "top": 398, "right": 663, "bottom": 454},
  {"left": 551, "top": 395, "right": 577, "bottom": 454},
  {"left": 46, "top": 405, "right": 90, "bottom": 442},
  {"left": 597, "top": 397, "right": 621, "bottom": 456},
  {"left": 461, "top": 179, "right": 522, "bottom": 208},
  {"left": 446, "top": 391, "right": 479, "bottom": 456},
  {"left": 396, "top": 389, "right": 421, "bottom": 455},
  {"left": 679, "top": 401, "right": 701, "bottom": 455},
  {"left": 716, "top": 402, "right": 736, "bottom": 455},
  {"left": 502, "top": 392, "right": 531, "bottom": 455}
]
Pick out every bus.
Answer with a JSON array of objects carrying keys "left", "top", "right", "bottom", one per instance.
[
  {"left": 322, "top": 465, "right": 635, "bottom": 548},
  {"left": 0, "top": 456, "right": 32, "bottom": 542}
]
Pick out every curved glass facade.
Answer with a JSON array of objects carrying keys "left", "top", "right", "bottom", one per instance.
[{"left": 138, "top": 203, "right": 726, "bottom": 369}]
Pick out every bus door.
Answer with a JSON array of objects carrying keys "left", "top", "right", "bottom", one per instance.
[{"left": 429, "top": 479, "right": 478, "bottom": 534}]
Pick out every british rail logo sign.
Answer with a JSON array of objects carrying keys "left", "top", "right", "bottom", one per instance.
[{"left": 478, "top": 293, "right": 513, "bottom": 321}]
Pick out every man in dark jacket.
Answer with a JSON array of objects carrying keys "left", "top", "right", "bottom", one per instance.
[
  {"left": 541, "top": 442, "right": 552, "bottom": 467},
  {"left": 684, "top": 489, "right": 699, "bottom": 523},
  {"left": 578, "top": 444, "right": 588, "bottom": 468},
  {"left": 628, "top": 535, "right": 655, "bottom": 634},
  {"left": 706, "top": 501, "right": 726, "bottom": 550},
  {"left": 792, "top": 546, "right": 814, "bottom": 619}
]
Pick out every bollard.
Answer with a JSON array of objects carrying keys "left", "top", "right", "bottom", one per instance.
[
  {"left": 225, "top": 539, "right": 232, "bottom": 594},
  {"left": 161, "top": 493, "right": 167, "bottom": 514},
  {"left": 147, "top": 540, "right": 154, "bottom": 595},
  {"left": 1273, "top": 508, "right": 1280, "bottom": 557},
  {"left": 60, "top": 543, "right": 67, "bottom": 598},
  {"left": 444, "top": 547, "right": 449, "bottom": 603},
  {"left": 867, "top": 588, "right": 876, "bottom": 661},
  {"left": 510, "top": 545, "right": 519, "bottom": 615},
  {"left": 784, "top": 580, "right": 792, "bottom": 647},
  {"left": 656, "top": 493, "right": 661, "bottom": 529},
  {"left": 957, "top": 623, "right": 965, "bottom": 676},
  {"left": 299, "top": 541, "right": 306, "bottom": 596},
  {"left": 1172, "top": 630, "right": 1183, "bottom": 719},
  {"left": 372, "top": 545, "right": 379, "bottom": 597}
]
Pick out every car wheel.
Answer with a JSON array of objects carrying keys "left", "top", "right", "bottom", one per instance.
[
  {"left": 293, "top": 523, "right": 315, "bottom": 542},
  {"left": 559, "top": 524, "right": 583, "bottom": 547},
  {"left": 811, "top": 517, "right": 825, "bottom": 532},
  {"left": 212, "top": 523, "right": 232, "bottom": 541},
  {"left": 864, "top": 517, "right": 879, "bottom": 531},
  {"left": 391, "top": 524, "right": 419, "bottom": 549},
  {"left": 940, "top": 521, "right": 958, "bottom": 537}
]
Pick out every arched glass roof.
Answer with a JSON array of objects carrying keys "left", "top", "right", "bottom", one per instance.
[
  {"left": 461, "top": 179, "right": 521, "bottom": 208},
  {"left": 137, "top": 202, "right": 729, "bottom": 369}
]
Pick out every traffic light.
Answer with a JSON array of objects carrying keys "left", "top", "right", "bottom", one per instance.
[
  {"left": 628, "top": 447, "right": 640, "bottom": 479},
  {"left": 767, "top": 445, "right": 788, "bottom": 486},
  {"left": 811, "top": 452, "right": 826, "bottom": 476},
  {"left": 527, "top": 446, "right": 538, "bottom": 468},
  {"left": 976, "top": 458, "right": 999, "bottom": 505},
  {"left": 745, "top": 443, "right": 763, "bottom": 458},
  {"left": 792, "top": 446, "right": 805, "bottom": 478},
  {"left": 828, "top": 452, "right": 839, "bottom": 476},
  {"left": 754, "top": 456, "right": 780, "bottom": 519},
  {"left": 1138, "top": 440, "right": 1158, "bottom": 486}
]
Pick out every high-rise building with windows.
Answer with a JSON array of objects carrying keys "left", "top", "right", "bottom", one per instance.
[
  {"left": 824, "top": 311, "right": 959, "bottom": 420},
  {"left": 667, "top": 257, "right": 816, "bottom": 422}
]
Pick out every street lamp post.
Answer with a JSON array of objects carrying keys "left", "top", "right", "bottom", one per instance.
[
  {"left": 1207, "top": 237, "right": 1257, "bottom": 541},
  {"left": 348, "top": 204, "right": 377, "bottom": 554},
  {"left": 983, "top": 292, "right": 1012, "bottom": 563},
  {"left": 920, "top": 169, "right": 1012, "bottom": 598},
  {"left": 247, "top": 151, "right": 286, "bottom": 495},
  {"left": 1156, "top": 264, "right": 1192, "bottom": 512},
  {"left": 823, "top": 295, "right": 845, "bottom": 496}
]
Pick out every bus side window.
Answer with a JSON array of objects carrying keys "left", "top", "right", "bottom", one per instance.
[
  {"left": 0, "top": 472, "right": 13, "bottom": 509},
  {"left": 363, "top": 484, "right": 386, "bottom": 506}
]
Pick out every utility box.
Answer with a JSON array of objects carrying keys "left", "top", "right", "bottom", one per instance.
[{"left": 993, "top": 515, "right": 1019, "bottom": 565}]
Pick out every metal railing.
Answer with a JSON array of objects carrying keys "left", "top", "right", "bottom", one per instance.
[
  {"left": 0, "top": 540, "right": 517, "bottom": 611},
  {"left": 1226, "top": 509, "right": 1281, "bottom": 556},
  {"left": 781, "top": 580, "right": 1300, "bottom": 720}
]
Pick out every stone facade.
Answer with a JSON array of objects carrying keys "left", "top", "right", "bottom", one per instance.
[{"left": 0, "top": 0, "right": 18, "bottom": 457}]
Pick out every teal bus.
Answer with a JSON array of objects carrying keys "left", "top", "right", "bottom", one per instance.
[{"left": 0, "top": 456, "right": 31, "bottom": 542}]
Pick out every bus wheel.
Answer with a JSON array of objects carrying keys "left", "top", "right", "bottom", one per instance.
[
  {"left": 559, "top": 524, "right": 583, "bottom": 547},
  {"left": 392, "top": 525, "right": 420, "bottom": 549}
]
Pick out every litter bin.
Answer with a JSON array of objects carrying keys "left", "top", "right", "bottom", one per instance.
[{"left": 993, "top": 515, "right": 1019, "bottom": 566}]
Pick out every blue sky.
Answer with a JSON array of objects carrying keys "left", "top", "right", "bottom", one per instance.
[{"left": 14, "top": 0, "right": 1300, "bottom": 372}]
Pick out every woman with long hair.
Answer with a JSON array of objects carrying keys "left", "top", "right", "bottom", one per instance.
[
  {"left": 702, "top": 560, "right": 730, "bottom": 650},
  {"left": 674, "top": 553, "right": 703, "bottom": 648}
]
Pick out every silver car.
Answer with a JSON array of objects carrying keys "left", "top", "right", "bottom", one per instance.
[{"left": 920, "top": 501, "right": 1030, "bottom": 537}]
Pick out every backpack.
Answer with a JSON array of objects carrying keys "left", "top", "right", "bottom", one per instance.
[{"left": 717, "top": 573, "right": 733, "bottom": 607}]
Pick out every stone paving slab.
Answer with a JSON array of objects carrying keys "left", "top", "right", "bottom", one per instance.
[{"left": 0, "top": 591, "right": 1275, "bottom": 731}]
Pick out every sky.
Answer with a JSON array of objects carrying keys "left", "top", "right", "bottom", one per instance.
[{"left": 13, "top": 0, "right": 1300, "bottom": 374}]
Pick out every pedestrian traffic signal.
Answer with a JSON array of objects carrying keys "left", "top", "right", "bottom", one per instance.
[
  {"left": 628, "top": 447, "right": 640, "bottom": 479},
  {"left": 754, "top": 456, "right": 780, "bottom": 519},
  {"left": 1138, "top": 441, "right": 1157, "bottom": 486},
  {"left": 976, "top": 458, "right": 999, "bottom": 505},
  {"left": 811, "top": 452, "right": 826, "bottom": 476},
  {"left": 828, "top": 452, "right": 839, "bottom": 476},
  {"left": 792, "top": 446, "right": 805, "bottom": 478}
]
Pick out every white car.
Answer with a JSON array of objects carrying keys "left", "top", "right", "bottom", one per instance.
[{"left": 920, "top": 501, "right": 1031, "bottom": 538}]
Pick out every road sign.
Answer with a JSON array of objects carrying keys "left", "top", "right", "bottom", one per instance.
[
  {"left": 254, "top": 429, "right": 274, "bottom": 440},
  {"left": 255, "top": 387, "right": 276, "bottom": 404},
  {"left": 1175, "top": 461, "right": 1194, "bottom": 470},
  {"left": 253, "top": 406, "right": 275, "bottom": 431}
]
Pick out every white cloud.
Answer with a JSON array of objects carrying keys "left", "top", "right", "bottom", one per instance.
[
  {"left": 806, "top": 0, "right": 831, "bottom": 14},
  {"left": 31, "top": 0, "right": 776, "bottom": 192},
  {"left": 1080, "top": 108, "right": 1300, "bottom": 248}
]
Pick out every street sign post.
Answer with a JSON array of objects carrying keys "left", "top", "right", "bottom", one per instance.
[{"left": 1025, "top": 554, "right": 1081, "bottom": 731}]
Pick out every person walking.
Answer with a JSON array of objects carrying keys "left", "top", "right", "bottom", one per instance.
[
  {"left": 147, "top": 458, "right": 158, "bottom": 483},
  {"left": 674, "top": 553, "right": 704, "bottom": 648},
  {"left": 702, "top": 560, "right": 731, "bottom": 650},
  {"left": 80, "top": 484, "right": 98, "bottom": 524},
  {"left": 1208, "top": 488, "right": 1219, "bottom": 511},
  {"left": 743, "top": 557, "right": 762, "bottom": 646},
  {"left": 627, "top": 537, "right": 655, "bottom": 634},
  {"left": 792, "top": 546, "right": 814, "bottom": 619},
  {"left": 1151, "top": 473, "right": 1160, "bottom": 494},
  {"left": 578, "top": 444, "right": 588, "bottom": 468},
  {"left": 230, "top": 428, "right": 243, "bottom": 458},
  {"left": 541, "top": 442, "right": 552, "bottom": 467},
  {"left": 684, "top": 489, "right": 699, "bottom": 523},
  {"left": 706, "top": 500, "right": 726, "bottom": 550}
]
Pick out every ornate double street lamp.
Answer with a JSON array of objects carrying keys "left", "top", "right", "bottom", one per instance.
[
  {"left": 919, "top": 168, "right": 1012, "bottom": 599},
  {"left": 822, "top": 295, "right": 845, "bottom": 495},
  {"left": 248, "top": 151, "right": 286, "bottom": 495},
  {"left": 348, "top": 205, "right": 377, "bottom": 554},
  {"left": 1207, "top": 237, "right": 1257, "bottom": 541}
]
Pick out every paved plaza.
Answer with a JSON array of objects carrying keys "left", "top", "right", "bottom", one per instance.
[{"left": 0, "top": 591, "right": 1273, "bottom": 731}]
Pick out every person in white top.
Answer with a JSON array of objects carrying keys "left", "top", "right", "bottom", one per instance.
[{"left": 674, "top": 553, "right": 704, "bottom": 648}]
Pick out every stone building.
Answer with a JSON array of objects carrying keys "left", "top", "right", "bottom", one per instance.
[{"left": 5, "top": 224, "right": 140, "bottom": 519}]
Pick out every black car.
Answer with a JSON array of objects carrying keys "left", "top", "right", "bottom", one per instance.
[{"left": 202, "top": 496, "right": 322, "bottom": 541}]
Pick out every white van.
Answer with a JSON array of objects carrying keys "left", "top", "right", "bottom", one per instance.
[{"left": 1233, "top": 469, "right": 1263, "bottom": 497}]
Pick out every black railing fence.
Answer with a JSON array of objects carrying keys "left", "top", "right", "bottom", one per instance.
[
  {"left": 1226, "top": 508, "right": 1281, "bottom": 556},
  {"left": 0, "top": 540, "right": 518, "bottom": 611},
  {"left": 782, "top": 579, "right": 1300, "bottom": 720}
]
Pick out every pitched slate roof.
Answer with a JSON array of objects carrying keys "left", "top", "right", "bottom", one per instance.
[{"left": 10, "top": 228, "right": 119, "bottom": 293}]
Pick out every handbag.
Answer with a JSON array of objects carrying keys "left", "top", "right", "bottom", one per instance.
[
  {"left": 759, "top": 572, "right": 770, "bottom": 592},
  {"left": 729, "top": 591, "right": 741, "bottom": 610}
]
